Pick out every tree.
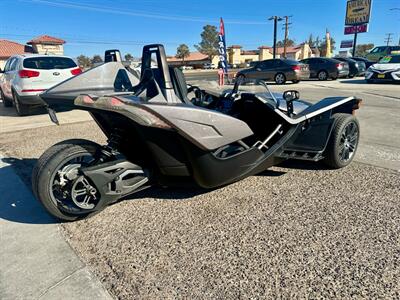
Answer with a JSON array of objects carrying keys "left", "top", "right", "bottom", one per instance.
[
  {"left": 355, "top": 43, "right": 374, "bottom": 56},
  {"left": 77, "top": 55, "right": 92, "bottom": 68},
  {"left": 276, "top": 39, "right": 295, "bottom": 48},
  {"left": 307, "top": 34, "right": 321, "bottom": 48},
  {"left": 176, "top": 44, "right": 190, "bottom": 64},
  {"left": 194, "top": 25, "right": 219, "bottom": 60},
  {"left": 124, "top": 53, "right": 133, "bottom": 61},
  {"left": 91, "top": 55, "right": 103, "bottom": 64}
]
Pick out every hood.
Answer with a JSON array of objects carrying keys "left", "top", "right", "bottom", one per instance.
[{"left": 370, "top": 63, "right": 400, "bottom": 71}]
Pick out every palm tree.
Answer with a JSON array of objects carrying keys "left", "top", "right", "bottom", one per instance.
[{"left": 176, "top": 44, "right": 190, "bottom": 65}]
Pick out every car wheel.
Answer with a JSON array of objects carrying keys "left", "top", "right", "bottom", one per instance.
[
  {"left": 32, "top": 139, "right": 104, "bottom": 221},
  {"left": 348, "top": 74, "right": 355, "bottom": 78},
  {"left": 236, "top": 74, "right": 246, "bottom": 85},
  {"left": 275, "top": 73, "right": 286, "bottom": 84},
  {"left": 1, "top": 89, "right": 13, "bottom": 107},
  {"left": 323, "top": 113, "right": 360, "bottom": 169},
  {"left": 317, "top": 70, "right": 328, "bottom": 81},
  {"left": 292, "top": 80, "right": 299, "bottom": 84},
  {"left": 13, "top": 92, "right": 29, "bottom": 116}
]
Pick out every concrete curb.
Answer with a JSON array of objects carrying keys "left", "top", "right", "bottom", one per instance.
[{"left": 0, "top": 155, "right": 113, "bottom": 300}]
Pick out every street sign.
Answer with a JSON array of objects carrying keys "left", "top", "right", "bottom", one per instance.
[
  {"left": 344, "top": 24, "right": 368, "bottom": 35},
  {"left": 345, "top": 0, "right": 372, "bottom": 25},
  {"left": 340, "top": 40, "right": 354, "bottom": 48}
]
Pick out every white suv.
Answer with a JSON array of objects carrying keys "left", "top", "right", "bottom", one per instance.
[{"left": 0, "top": 54, "right": 81, "bottom": 115}]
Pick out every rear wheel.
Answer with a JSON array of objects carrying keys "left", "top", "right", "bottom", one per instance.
[
  {"left": 317, "top": 70, "right": 328, "bottom": 81},
  {"left": 33, "top": 140, "right": 104, "bottom": 221},
  {"left": 1, "top": 89, "right": 13, "bottom": 107},
  {"left": 292, "top": 80, "right": 299, "bottom": 84},
  {"left": 323, "top": 114, "right": 360, "bottom": 169},
  {"left": 13, "top": 92, "right": 29, "bottom": 116},
  {"left": 275, "top": 73, "right": 286, "bottom": 84}
]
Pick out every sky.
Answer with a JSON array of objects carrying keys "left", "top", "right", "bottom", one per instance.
[{"left": 0, "top": 0, "right": 399, "bottom": 58}]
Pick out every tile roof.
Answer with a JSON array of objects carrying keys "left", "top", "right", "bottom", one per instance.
[
  {"left": 0, "top": 40, "right": 33, "bottom": 59},
  {"left": 167, "top": 52, "right": 208, "bottom": 62},
  {"left": 28, "top": 35, "right": 65, "bottom": 45}
]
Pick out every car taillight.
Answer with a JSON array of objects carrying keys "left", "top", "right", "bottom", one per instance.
[
  {"left": 71, "top": 67, "right": 82, "bottom": 75},
  {"left": 18, "top": 70, "right": 40, "bottom": 78},
  {"left": 291, "top": 65, "right": 301, "bottom": 71},
  {"left": 336, "top": 63, "right": 343, "bottom": 70}
]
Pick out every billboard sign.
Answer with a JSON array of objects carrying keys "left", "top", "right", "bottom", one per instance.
[
  {"left": 344, "top": 24, "right": 368, "bottom": 34},
  {"left": 340, "top": 40, "right": 354, "bottom": 48},
  {"left": 345, "top": 0, "right": 372, "bottom": 25}
]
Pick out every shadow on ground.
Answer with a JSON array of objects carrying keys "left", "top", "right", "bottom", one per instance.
[{"left": 0, "top": 157, "right": 56, "bottom": 224}]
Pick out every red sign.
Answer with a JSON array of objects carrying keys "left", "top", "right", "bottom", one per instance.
[{"left": 344, "top": 24, "right": 368, "bottom": 35}]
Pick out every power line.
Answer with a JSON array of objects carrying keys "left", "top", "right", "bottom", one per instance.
[{"left": 18, "top": 0, "right": 268, "bottom": 25}]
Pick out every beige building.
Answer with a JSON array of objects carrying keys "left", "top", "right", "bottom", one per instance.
[
  {"left": 228, "top": 43, "right": 318, "bottom": 66},
  {"left": 27, "top": 35, "right": 65, "bottom": 55}
]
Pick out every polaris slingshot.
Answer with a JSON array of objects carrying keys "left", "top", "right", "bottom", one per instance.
[{"left": 33, "top": 45, "right": 362, "bottom": 221}]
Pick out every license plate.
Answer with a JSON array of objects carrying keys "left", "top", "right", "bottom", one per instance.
[
  {"left": 377, "top": 74, "right": 385, "bottom": 78},
  {"left": 47, "top": 108, "right": 59, "bottom": 125}
]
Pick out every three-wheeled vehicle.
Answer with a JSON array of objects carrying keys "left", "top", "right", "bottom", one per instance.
[{"left": 33, "top": 45, "right": 361, "bottom": 221}]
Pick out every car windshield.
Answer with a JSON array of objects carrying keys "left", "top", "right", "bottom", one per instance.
[
  {"left": 23, "top": 57, "right": 77, "bottom": 70},
  {"left": 378, "top": 55, "right": 400, "bottom": 64},
  {"left": 370, "top": 47, "right": 386, "bottom": 53}
]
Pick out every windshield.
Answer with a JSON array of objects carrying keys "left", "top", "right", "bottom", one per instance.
[
  {"left": 370, "top": 47, "right": 387, "bottom": 53},
  {"left": 23, "top": 57, "right": 77, "bottom": 70},
  {"left": 378, "top": 55, "right": 400, "bottom": 64}
]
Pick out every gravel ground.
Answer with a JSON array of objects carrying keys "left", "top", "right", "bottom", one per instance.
[{"left": 1, "top": 122, "right": 399, "bottom": 299}]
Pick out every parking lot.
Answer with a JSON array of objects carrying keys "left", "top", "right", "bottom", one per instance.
[{"left": 0, "top": 75, "right": 399, "bottom": 298}]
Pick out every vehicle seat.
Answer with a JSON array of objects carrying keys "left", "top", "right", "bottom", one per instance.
[{"left": 168, "top": 67, "right": 192, "bottom": 104}]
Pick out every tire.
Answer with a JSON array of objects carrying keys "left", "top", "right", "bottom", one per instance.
[
  {"left": 323, "top": 114, "right": 360, "bottom": 169},
  {"left": 33, "top": 139, "right": 103, "bottom": 221},
  {"left": 317, "top": 70, "right": 328, "bottom": 81},
  {"left": 13, "top": 92, "right": 29, "bottom": 116},
  {"left": 275, "top": 73, "right": 286, "bottom": 84},
  {"left": 292, "top": 80, "right": 299, "bottom": 84},
  {"left": 236, "top": 74, "right": 246, "bottom": 85},
  {"left": 1, "top": 89, "right": 13, "bottom": 107}
]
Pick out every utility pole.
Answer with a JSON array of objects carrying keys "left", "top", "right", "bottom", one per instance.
[
  {"left": 282, "top": 16, "right": 292, "bottom": 59},
  {"left": 269, "top": 16, "right": 283, "bottom": 59},
  {"left": 384, "top": 33, "right": 393, "bottom": 46},
  {"left": 352, "top": 31, "right": 358, "bottom": 57}
]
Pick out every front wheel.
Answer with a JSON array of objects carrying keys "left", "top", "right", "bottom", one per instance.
[
  {"left": 32, "top": 139, "right": 104, "bottom": 221},
  {"left": 323, "top": 114, "right": 360, "bottom": 169}
]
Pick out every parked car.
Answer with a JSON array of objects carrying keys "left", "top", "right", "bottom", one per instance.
[
  {"left": 365, "top": 54, "right": 400, "bottom": 83},
  {"left": 351, "top": 57, "right": 375, "bottom": 69},
  {"left": 334, "top": 57, "right": 366, "bottom": 78},
  {"left": 0, "top": 54, "right": 81, "bottom": 115},
  {"left": 236, "top": 59, "right": 309, "bottom": 84},
  {"left": 180, "top": 65, "right": 193, "bottom": 70},
  {"left": 365, "top": 46, "right": 400, "bottom": 62},
  {"left": 299, "top": 57, "right": 349, "bottom": 80},
  {"left": 203, "top": 63, "right": 217, "bottom": 69}
]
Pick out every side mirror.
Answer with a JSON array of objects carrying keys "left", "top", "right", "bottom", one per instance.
[
  {"left": 283, "top": 90, "right": 300, "bottom": 117},
  {"left": 283, "top": 90, "right": 300, "bottom": 102}
]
